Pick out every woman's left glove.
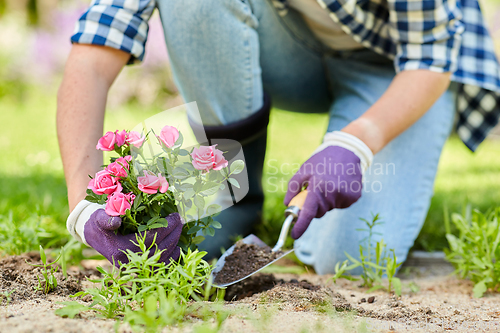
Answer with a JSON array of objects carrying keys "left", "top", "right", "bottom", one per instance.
[
  {"left": 284, "top": 131, "right": 373, "bottom": 239},
  {"left": 67, "top": 201, "right": 183, "bottom": 267}
]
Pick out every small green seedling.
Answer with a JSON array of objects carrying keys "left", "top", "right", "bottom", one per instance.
[
  {"left": 385, "top": 249, "right": 402, "bottom": 296},
  {"left": 0, "top": 290, "right": 15, "bottom": 306},
  {"left": 408, "top": 281, "right": 420, "bottom": 293},
  {"left": 27, "top": 245, "right": 61, "bottom": 294},
  {"left": 331, "top": 214, "right": 403, "bottom": 296}
]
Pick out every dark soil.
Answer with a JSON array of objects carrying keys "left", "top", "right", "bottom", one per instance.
[
  {"left": 224, "top": 273, "right": 322, "bottom": 302},
  {"left": 0, "top": 252, "right": 94, "bottom": 303},
  {"left": 214, "top": 240, "right": 283, "bottom": 285},
  {"left": 223, "top": 274, "right": 277, "bottom": 301}
]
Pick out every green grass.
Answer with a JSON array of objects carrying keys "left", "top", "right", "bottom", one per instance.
[{"left": 1, "top": 89, "right": 499, "bottom": 254}]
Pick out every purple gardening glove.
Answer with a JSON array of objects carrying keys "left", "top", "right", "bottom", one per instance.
[
  {"left": 284, "top": 145, "right": 363, "bottom": 239},
  {"left": 84, "top": 210, "right": 183, "bottom": 267}
]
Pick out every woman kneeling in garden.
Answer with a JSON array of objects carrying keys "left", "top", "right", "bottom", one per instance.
[{"left": 58, "top": 0, "right": 500, "bottom": 274}]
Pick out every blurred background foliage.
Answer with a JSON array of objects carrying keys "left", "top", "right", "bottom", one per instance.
[
  {"left": 0, "top": 0, "right": 180, "bottom": 108},
  {"left": 0, "top": 0, "right": 499, "bottom": 255}
]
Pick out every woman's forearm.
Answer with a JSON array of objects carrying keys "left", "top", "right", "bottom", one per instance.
[
  {"left": 57, "top": 44, "right": 129, "bottom": 211},
  {"left": 342, "top": 70, "right": 451, "bottom": 154}
]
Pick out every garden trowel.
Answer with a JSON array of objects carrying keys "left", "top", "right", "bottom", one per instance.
[{"left": 211, "top": 190, "right": 308, "bottom": 288}]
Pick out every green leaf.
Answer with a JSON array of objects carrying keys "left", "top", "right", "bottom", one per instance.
[
  {"left": 193, "top": 180, "right": 203, "bottom": 193},
  {"left": 187, "top": 226, "right": 202, "bottom": 235},
  {"left": 84, "top": 195, "right": 98, "bottom": 203},
  {"left": 60, "top": 247, "right": 67, "bottom": 279},
  {"left": 192, "top": 236, "right": 205, "bottom": 244},
  {"left": 210, "top": 220, "right": 222, "bottom": 229},
  {"left": 85, "top": 188, "right": 96, "bottom": 196},
  {"left": 366, "top": 284, "right": 385, "bottom": 293},
  {"left": 137, "top": 225, "right": 148, "bottom": 232},
  {"left": 55, "top": 302, "right": 90, "bottom": 319},
  {"left": 472, "top": 257, "right": 486, "bottom": 269},
  {"left": 149, "top": 223, "right": 166, "bottom": 229},
  {"left": 220, "top": 168, "right": 228, "bottom": 178},
  {"left": 178, "top": 149, "right": 189, "bottom": 156},
  {"left": 173, "top": 167, "right": 190, "bottom": 179},
  {"left": 199, "top": 183, "right": 220, "bottom": 196},
  {"left": 473, "top": 281, "right": 487, "bottom": 298},
  {"left": 445, "top": 234, "right": 459, "bottom": 251},
  {"left": 133, "top": 192, "right": 142, "bottom": 210},
  {"left": 177, "top": 183, "right": 193, "bottom": 191},
  {"left": 39, "top": 245, "right": 46, "bottom": 265},
  {"left": 206, "top": 204, "right": 221, "bottom": 216},
  {"left": 364, "top": 262, "right": 385, "bottom": 270},
  {"left": 183, "top": 189, "right": 195, "bottom": 200},
  {"left": 182, "top": 162, "right": 195, "bottom": 172},
  {"left": 95, "top": 266, "right": 107, "bottom": 275},
  {"left": 207, "top": 170, "right": 219, "bottom": 181},
  {"left": 227, "top": 178, "right": 240, "bottom": 188},
  {"left": 175, "top": 131, "right": 184, "bottom": 147},
  {"left": 194, "top": 196, "right": 205, "bottom": 211},
  {"left": 146, "top": 216, "right": 162, "bottom": 226},
  {"left": 392, "top": 277, "right": 402, "bottom": 296},
  {"left": 230, "top": 160, "right": 245, "bottom": 175},
  {"left": 206, "top": 227, "right": 215, "bottom": 237}
]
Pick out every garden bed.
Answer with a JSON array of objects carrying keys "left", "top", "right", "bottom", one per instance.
[{"left": 0, "top": 254, "right": 499, "bottom": 332}]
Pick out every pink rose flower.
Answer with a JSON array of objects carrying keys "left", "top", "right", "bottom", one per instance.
[
  {"left": 115, "top": 130, "right": 127, "bottom": 147},
  {"left": 105, "top": 192, "right": 136, "bottom": 217},
  {"left": 191, "top": 145, "right": 228, "bottom": 172},
  {"left": 137, "top": 171, "right": 169, "bottom": 194},
  {"left": 96, "top": 131, "right": 117, "bottom": 151},
  {"left": 88, "top": 170, "right": 122, "bottom": 195},
  {"left": 105, "top": 156, "right": 132, "bottom": 178},
  {"left": 96, "top": 130, "right": 127, "bottom": 151},
  {"left": 157, "top": 125, "right": 179, "bottom": 148},
  {"left": 126, "top": 131, "right": 146, "bottom": 148}
]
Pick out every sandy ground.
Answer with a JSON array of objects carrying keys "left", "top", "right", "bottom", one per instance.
[{"left": 1, "top": 255, "right": 499, "bottom": 333}]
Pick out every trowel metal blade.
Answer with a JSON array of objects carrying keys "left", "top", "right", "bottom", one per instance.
[{"left": 210, "top": 234, "right": 294, "bottom": 288}]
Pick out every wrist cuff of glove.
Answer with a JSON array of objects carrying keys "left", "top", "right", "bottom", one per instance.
[
  {"left": 66, "top": 200, "right": 105, "bottom": 246},
  {"left": 314, "top": 131, "right": 374, "bottom": 173}
]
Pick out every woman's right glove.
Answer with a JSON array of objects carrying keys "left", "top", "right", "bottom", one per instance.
[
  {"left": 67, "top": 201, "right": 183, "bottom": 267},
  {"left": 284, "top": 131, "right": 373, "bottom": 239}
]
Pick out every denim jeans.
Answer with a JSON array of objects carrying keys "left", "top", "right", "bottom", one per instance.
[{"left": 157, "top": 0, "right": 456, "bottom": 274}]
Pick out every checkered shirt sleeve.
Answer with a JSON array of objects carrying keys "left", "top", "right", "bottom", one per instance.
[
  {"left": 387, "top": 0, "right": 465, "bottom": 74},
  {"left": 71, "top": 0, "right": 156, "bottom": 64}
]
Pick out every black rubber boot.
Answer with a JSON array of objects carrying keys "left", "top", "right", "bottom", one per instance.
[{"left": 189, "top": 95, "right": 271, "bottom": 259}]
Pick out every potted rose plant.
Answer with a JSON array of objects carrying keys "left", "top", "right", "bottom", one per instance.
[{"left": 85, "top": 125, "right": 245, "bottom": 252}]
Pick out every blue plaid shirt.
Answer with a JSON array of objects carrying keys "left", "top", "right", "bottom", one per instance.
[{"left": 72, "top": 0, "right": 500, "bottom": 151}]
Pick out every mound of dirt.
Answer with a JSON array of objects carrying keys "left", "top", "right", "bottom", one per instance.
[
  {"left": 214, "top": 241, "right": 283, "bottom": 285},
  {"left": 0, "top": 253, "right": 92, "bottom": 303},
  {"left": 224, "top": 273, "right": 352, "bottom": 313}
]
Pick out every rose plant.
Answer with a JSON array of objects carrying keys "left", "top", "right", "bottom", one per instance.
[{"left": 85, "top": 126, "right": 244, "bottom": 251}]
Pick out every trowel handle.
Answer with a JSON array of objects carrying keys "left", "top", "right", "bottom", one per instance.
[
  {"left": 272, "top": 190, "right": 308, "bottom": 252},
  {"left": 288, "top": 189, "right": 308, "bottom": 210}
]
